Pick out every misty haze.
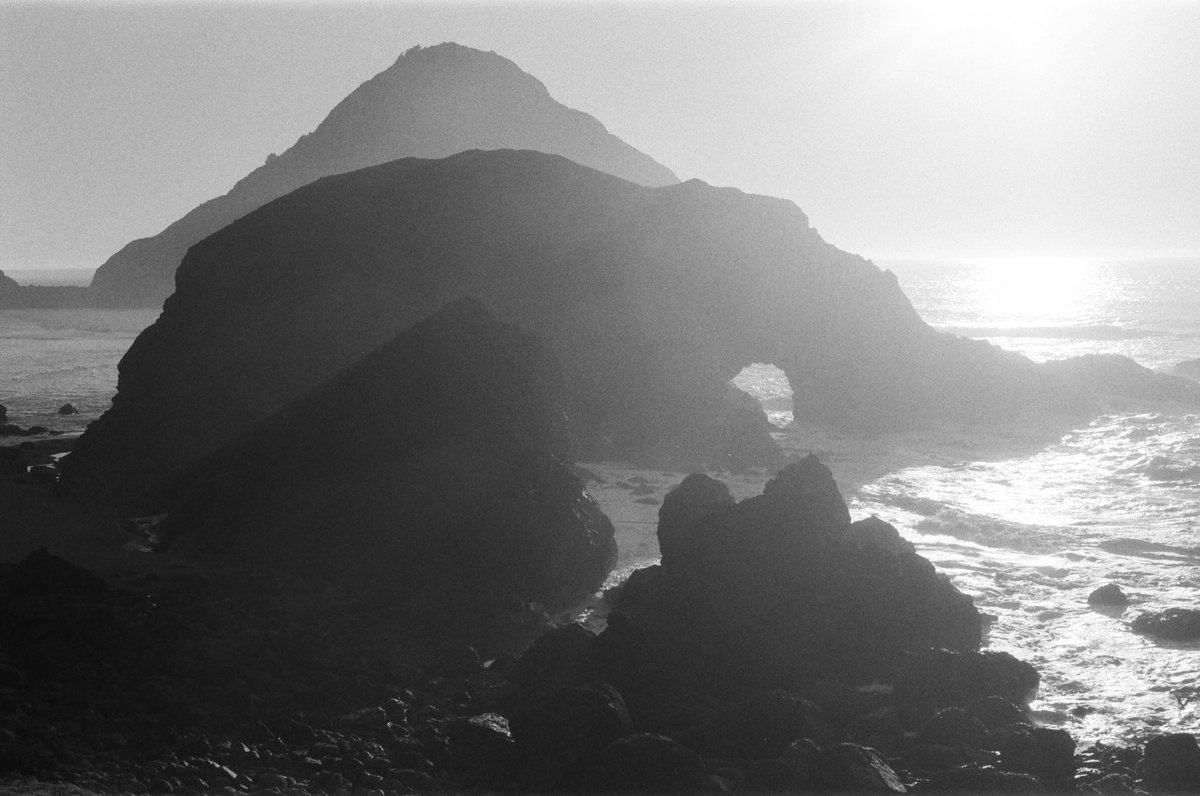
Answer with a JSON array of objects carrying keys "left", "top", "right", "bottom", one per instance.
[{"left": 2, "top": 3, "right": 1200, "bottom": 794}]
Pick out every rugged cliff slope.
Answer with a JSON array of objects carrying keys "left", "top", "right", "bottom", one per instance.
[
  {"left": 63, "top": 149, "right": 1199, "bottom": 511},
  {"left": 89, "top": 43, "right": 677, "bottom": 307}
]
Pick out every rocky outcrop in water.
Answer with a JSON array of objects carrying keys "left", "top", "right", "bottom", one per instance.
[
  {"left": 611, "top": 457, "right": 986, "bottom": 686},
  {"left": 89, "top": 43, "right": 678, "bottom": 307},
  {"left": 154, "top": 299, "right": 615, "bottom": 621},
  {"left": 64, "top": 149, "right": 1200, "bottom": 511},
  {"left": 1130, "top": 608, "right": 1200, "bottom": 641},
  {"left": 478, "top": 461, "right": 1095, "bottom": 792}
]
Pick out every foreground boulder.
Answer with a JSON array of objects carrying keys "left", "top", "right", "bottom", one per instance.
[
  {"left": 1141, "top": 733, "right": 1200, "bottom": 791},
  {"left": 615, "top": 457, "right": 983, "bottom": 686},
  {"left": 155, "top": 300, "right": 615, "bottom": 622}
]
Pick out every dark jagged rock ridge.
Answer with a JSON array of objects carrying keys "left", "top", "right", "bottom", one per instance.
[
  {"left": 610, "top": 458, "right": 1007, "bottom": 690},
  {"left": 64, "top": 149, "right": 1200, "bottom": 512},
  {"left": 0, "top": 269, "right": 89, "bottom": 309},
  {"left": 155, "top": 299, "right": 615, "bottom": 623},
  {"left": 89, "top": 43, "right": 678, "bottom": 307}
]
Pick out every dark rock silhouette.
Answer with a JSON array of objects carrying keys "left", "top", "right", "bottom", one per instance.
[
  {"left": 64, "top": 150, "right": 1199, "bottom": 511},
  {"left": 1131, "top": 608, "right": 1200, "bottom": 641},
  {"left": 561, "top": 733, "right": 708, "bottom": 793},
  {"left": 1142, "top": 734, "right": 1200, "bottom": 791},
  {"left": 89, "top": 43, "right": 677, "bottom": 307},
  {"left": 1087, "top": 583, "right": 1131, "bottom": 607},
  {"left": 497, "top": 450, "right": 1076, "bottom": 791},
  {"left": 612, "top": 457, "right": 983, "bottom": 686},
  {"left": 151, "top": 299, "right": 615, "bottom": 619},
  {"left": 655, "top": 473, "right": 733, "bottom": 568},
  {"left": 56, "top": 403, "right": 78, "bottom": 416}
]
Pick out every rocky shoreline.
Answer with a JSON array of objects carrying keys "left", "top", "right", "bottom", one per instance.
[{"left": 5, "top": 455, "right": 1200, "bottom": 794}]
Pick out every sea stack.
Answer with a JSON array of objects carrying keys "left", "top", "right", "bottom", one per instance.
[
  {"left": 62, "top": 149, "right": 1200, "bottom": 511},
  {"left": 89, "top": 43, "right": 678, "bottom": 307}
]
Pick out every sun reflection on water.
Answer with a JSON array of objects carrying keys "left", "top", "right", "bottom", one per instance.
[{"left": 963, "top": 255, "right": 1103, "bottom": 327}]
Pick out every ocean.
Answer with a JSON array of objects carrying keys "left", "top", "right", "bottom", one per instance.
[
  {"left": 737, "top": 256, "right": 1200, "bottom": 745},
  {"left": 0, "top": 309, "right": 159, "bottom": 434},
  {"left": 3, "top": 257, "right": 1199, "bottom": 745}
]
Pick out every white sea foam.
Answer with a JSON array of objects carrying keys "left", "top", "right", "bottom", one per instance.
[{"left": 780, "top": 257, "right": 1200, "bottom": 744}]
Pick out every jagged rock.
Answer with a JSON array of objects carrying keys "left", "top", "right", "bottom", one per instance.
[
  {"left": 563, "top": 733, "right": 708, "bottom": 793},
  {"left": 894, "top": 649, "right": 1039, "bottom": 724},
  {"left": 1088, "top": 583, "right": 1131, "bottom": 607},
  {"left": 813, "top": 742, "right": 907, "bottom": 793},
  {"left": 512, "top": 624, "right": 601, "bottom": 692},
  {"left": 655, "top": 473, "right": 733, "bottom": 568},
  {"left": 965, "top": 696, "right": 1030, "bottom": 730},
  {"left": 509, "top": 683, "right": 632, "bottom": 758},
  {"left": 149, "top": 301, "right": 615, "bottom": 618},
  {"left": 621, "top": 457, "right": 982, "bottom": 686},
  {"left": 996, "top": 725, "right": 1076, "bottom": 782},
  {"left": 90, "top": 43, "right": 678, "bottom": 308},
  {"left": 608, "top": 568, "right": 665, "bottom": 620},
  {"left": 914, "top": 764, "right": 1044, "bottom": 793},
  {"left": 1141, "top": 733, "right": 1200, "bottom": 792},
  {"left": 1130, "top": 608, "right": 1200, "bottom": 641},
  {"left": 681, "top": 691, "right": 827, "bottom": 760},
  {"left": 916, "top": 708, "right": 990, "bottom": 749},
  {"left": 57, "top": 403, "right": 79, "bottom": 416},
  {"left": 444, "top": 713, "right": 516, "bottom": 776}
]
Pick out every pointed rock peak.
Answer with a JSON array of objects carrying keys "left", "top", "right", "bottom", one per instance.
[{"left": 762, "top": 455, "right": 851, "bottom": 529}]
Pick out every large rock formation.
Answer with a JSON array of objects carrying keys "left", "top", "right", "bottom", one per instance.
[
  {"left": 63, "top": 149, "right": 1200, "bottom": 511},
  {"left": 611, "top": 458, "right": 984, "bottom": 685},
  {"left": 89, "top": 43, "right": 678, "bottom": 307},
  {"left": 157, "top": 298, "right": 616, "bottom": 616}
]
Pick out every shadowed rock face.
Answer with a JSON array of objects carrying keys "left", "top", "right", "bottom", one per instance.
[
  {"left": 157, "top": 299, "right": 616, "bottom": 613},
  {"left": 612, "top": 457, "right": 983, "bottom": 684},
  {"left": 63, "top": 149, "right": 1200, "bottom": 510},
  {"left": 89, "top": 43, "right": 678, "bottom": 308}
]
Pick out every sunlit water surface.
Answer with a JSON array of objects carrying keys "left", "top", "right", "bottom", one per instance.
[{"left": 0, "top": 309, "right": 158, "bottom": 434}]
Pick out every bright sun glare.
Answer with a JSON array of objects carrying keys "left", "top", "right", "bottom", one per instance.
[{"left": 886, "top": 0, "right": 1073, "bottom": 90}]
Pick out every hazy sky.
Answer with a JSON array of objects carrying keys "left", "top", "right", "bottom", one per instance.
[{"left": 3, "top": 1, "right": 1199, "bottom": 272}]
